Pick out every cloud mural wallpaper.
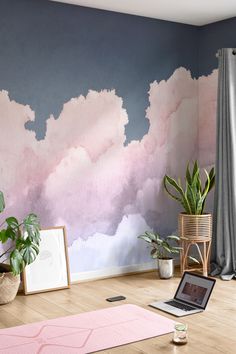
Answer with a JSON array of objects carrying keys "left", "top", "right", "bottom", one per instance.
[
  {"left": 0, "top": 0, "right": 224, "bottom": 279},
  {"left": 0, "top": 67, "right": 217, "bottom": 277}
]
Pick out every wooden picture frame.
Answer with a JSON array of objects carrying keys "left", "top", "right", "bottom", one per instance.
[{"left": 23, "top": 226, "right": 70, "bottom": 295}]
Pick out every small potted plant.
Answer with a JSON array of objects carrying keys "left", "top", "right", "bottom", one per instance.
[
  {"left": 0, "top": 191, "right": 41, "bottom": 304},
  {"left": 138, "top": 231, "right": 198, "bottom": 279}
]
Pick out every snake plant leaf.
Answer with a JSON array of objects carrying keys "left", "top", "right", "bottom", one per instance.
[
  {"left": 202, "top": 167, "right": 215, "bottom": 212},
  {"left": 192, "top": 168, "right": 200, "bottom": 190},
  {"left": 186, "top": 182, "right": 196, "bottom": 214},
  {"left": 164, "top": 175, "right": 192, "bottom": 214},
  {"left": 209, "top": 166, "right": 215, "bottom": 180},
  {"left": 196, "top": 172, "right": 202, "bottom": 193},
  {"left": 182, "top": 190, "right": 192, "bottom": 214},
  {"left": 209, "top": 174, "right": 215, "bottom": 192},
  {"left": 196, "top": 193, "right": 205, "bottom": 215},
  {"left": 201, "top": 169, "right": 210, "bottom": 197},
  {"left": 186, "top": 163, "right": 192, "bottom": 185},
  {"left": 194, "top": 162, "right": 202, "bottom": 193},
  {"left": 163, "top": 176, "right": 183, "bottom": 201},
  {"left": 0, "top": 191, "right": 5, "bottom": 213},
  {"left": 178, "top": 178, "right": 182, "bottom": 188},
  {"left": 164, "top": 175, "right": 184, "bottom": 197},
  {"left": 196, "top": 199, "right": 203, "bottom": 214},
  {"left": 164, "top": 161, "right": 215, "bottom": 215},
  {"left": 192, "top": 160, "right": 199, "bottom": 179},
  {"left": 197, "top": 171, "right": 211, "bottom": 214},
  {"left": 203, "top": 167, "right": 215, "bottom": 193},
  {"left": 202, "top": 170, "right": 211, "bottom": 199}
]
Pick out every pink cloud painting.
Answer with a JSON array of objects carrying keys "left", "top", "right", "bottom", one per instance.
[{"left": 0, "top": 68, "right": 217, "bottom": 276}]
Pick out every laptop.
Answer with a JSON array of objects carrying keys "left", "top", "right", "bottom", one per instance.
[{"left": 150, "top": 271, "right": 216, "bottom": 317}]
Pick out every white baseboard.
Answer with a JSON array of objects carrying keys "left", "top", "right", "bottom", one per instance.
[{"left": 70, "top": 261, "right": 156, "bottom": 283}]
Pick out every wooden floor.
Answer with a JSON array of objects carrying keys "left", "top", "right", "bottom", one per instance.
[{"left": 0, "top": 271, "right": 235, "bottom": 353}]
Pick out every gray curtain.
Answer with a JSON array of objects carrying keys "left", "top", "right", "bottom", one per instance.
[{"left": 212, "top": 48, "right": 236, "bottom": 280}]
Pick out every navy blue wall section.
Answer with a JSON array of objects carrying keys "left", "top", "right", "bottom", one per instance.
[
  {"left": 199, "top": 17, "right": 236, "bottom": 76},
  {"left": 0, "top": 0, "right": 199, "bottom": 143}
]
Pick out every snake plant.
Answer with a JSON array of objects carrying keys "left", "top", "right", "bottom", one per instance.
[
  {"left": 163, "top": 161, "right": 215, "bottom": 215},
  {"left": 0, "top": 191, "right": 41, "bottom": 275}
]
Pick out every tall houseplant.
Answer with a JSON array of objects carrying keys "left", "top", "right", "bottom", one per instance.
[
  {"left": 0, "top": 191, "right": 40, "bottom": 304},
  {"left": 163, "top": 161, "right": 215, "bottom": 275},
  {"left": 163, "top": 161, "right": 215, "bottom": 215}
]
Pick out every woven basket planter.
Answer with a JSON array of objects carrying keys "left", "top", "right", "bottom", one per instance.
[
  {"left": 0, "top": 272, "right": 20, "bottom": 305},
  {"left": 178, "top": 213, "right": 212, "bottom": 240}
]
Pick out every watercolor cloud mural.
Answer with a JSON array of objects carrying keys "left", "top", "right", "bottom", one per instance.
[{"left": 0, "top": 68, "right": 217, "bottom": 275}]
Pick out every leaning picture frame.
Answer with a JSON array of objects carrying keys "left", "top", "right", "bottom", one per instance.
[{"left": 23, "top": 226, "right": 70, "bottom": 295}]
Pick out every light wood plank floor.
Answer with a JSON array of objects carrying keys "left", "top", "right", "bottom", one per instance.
[{"left": 0, "top": 271, "right": 235, "bottom": 353}]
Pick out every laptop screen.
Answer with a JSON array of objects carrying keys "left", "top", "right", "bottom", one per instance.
[{"left": 175, "top": 272, "right": 216, "bottom": 309}]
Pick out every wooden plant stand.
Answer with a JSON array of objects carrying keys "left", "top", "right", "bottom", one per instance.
[
  {"left": 178, "top": 213, "right": 212, "bottom": 277},
  {"left": 180, "top": 237, "right": 212, "bottom": 277}
]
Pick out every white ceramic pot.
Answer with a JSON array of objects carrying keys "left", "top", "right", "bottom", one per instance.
[{"left": 158, "top": 258, "right": 174, "bottom": 279}]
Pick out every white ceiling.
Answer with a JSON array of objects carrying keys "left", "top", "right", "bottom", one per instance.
[{"left": 51, "top": 0, "right": 236, "bottom": 26}]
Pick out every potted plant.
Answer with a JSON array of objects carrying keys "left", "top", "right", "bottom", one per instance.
[
  {"left": 163, "top": 161, "right": 215, "bottom": 241},
  {"left": 138, "top": 232, "right": 197, "bottom": 279},
  {"left": 0, "top": 191, "right": 40, "bottom": 304}
]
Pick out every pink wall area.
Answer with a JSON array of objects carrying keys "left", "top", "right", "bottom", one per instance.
[{"left": 0, "top": 68, "right": 217, "bottom": 275}]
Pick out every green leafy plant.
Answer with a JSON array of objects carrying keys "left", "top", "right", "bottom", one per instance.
[
  {"left": 138, "top": 231, "right": 199, "bottom": 263},
  {"left": 163, "top": 161, "right": 215, "bottom": 215},
  {"left": 0, "top": 191, "right": 40, "bottom": 275}
]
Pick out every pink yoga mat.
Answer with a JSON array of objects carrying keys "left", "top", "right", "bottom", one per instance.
[{"left": 0, "top": 304, "right": 174, "bottom": 353}]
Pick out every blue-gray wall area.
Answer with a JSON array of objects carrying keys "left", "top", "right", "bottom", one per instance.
[
  {"left": 0, "top": 0, "right": 199, "bottom": 143},
  {"left": 199, "top": 17, "right": 236, "bottom": 76}
]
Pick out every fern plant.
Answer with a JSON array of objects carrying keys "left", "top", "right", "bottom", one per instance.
[{"left": 163, "top": 161, "right": 215, "bottom": 215}]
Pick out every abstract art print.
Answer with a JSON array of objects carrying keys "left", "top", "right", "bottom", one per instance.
[{"left": 23, "top": 226, "right": 70, "bottom": 294}]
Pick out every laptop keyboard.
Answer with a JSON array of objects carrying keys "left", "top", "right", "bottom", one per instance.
[{"left": 165, "top": 300, "right": 196, "bottom": 311}]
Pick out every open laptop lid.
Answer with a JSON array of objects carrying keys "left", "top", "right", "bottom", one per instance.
[{"left": 174, "top": 272, "right": 216, "bottom": 309}]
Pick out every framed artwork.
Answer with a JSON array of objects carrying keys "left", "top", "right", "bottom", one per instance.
[{"left": 23, "top": 226, "right": 70, "bottom": 295}]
